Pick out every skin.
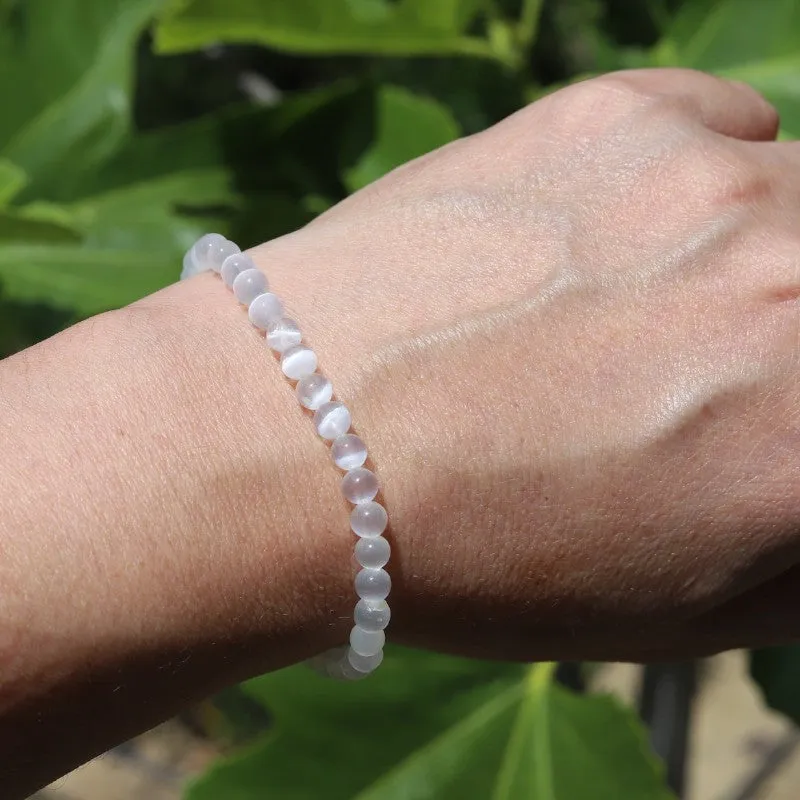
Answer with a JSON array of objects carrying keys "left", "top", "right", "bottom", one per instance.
[{"left": 2, "top": 68, "right": 800, "bottom": 794}]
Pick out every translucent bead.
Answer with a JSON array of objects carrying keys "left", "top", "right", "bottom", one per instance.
[
  {"left": 355, "top": 598, "right": 391, "bottom": 631},
  {"left": 355, "top": 536, "right": 390, "bottom": 569},
  {"left": 331, "top": 433, "right": 367, "bottom": 470},
  {"left": 191, "top": 232, "right": 225, "bottom": 270},
  {"left": 281, "top": 345, "right": 318, "bottom": 380},
  {"left": 314, "top": 401, "right": 351, "bottom": 441},
  {"left": 248, "top": 292, "right": 283, "bottom": 330},
  {"left": 355, "top": 568, "right": 391, "bottom": 601},
  {"left": 342, "top": 467, "right": 379, "bottom": 504},
  {"left": 233, "top": 268, "right": 268, "bottom": 306},
  {"left": 332, "top": 657, "right": 367, "bottom": 681},
  {"left": 181, "top": 249, "right": 196, "bottom": 280},
  {"left": 266, "top": 318, "right": 302, "bottom": 354},
  {"left": 208, "top": 238, "right": 241, "bottom": 272},
  {"left": 221, "top": 253, "right": 255, "bottom": 288},
  {"left": 350, "top": 625, "right": 385, "bottom": 657},
  {"left": 296, "top": 373, "right": 333, "bottom": 410},
  {"left": 347, "top": 648, "right": 384, "bottom": 674},
  {"left": 350, "top": 502, "right": 388, "bottom": 538}
]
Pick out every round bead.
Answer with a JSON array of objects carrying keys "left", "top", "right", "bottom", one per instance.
[
  {"left": 350, "top": 502, "right": 388, "bottom": 538},
  {"left": 266, "top": 318, "right": 302, "bottom": 354},
  {"left": 248, "top": 292, "right": 283, "bottom": 330},
  {"left": 314, "top": 401, "right": 351, "bottom": 441},
  {"left": 338, "top": 658, "right": 369, "bottom": 681},
  {"left": 331, "top": 433, "right": 367, "bottom": 470},
  {"left": 281, "top": 345, "right": 318, "bottom": 381},
  {"left": 342, "top": 467, "right": 379, "bottom": 504},
  {"left": 350, "top": 625, "right": 385, "bottom": 657},
  {"left": 191, "top": 232, "right": 225, "bottom": 270},
  {"left": 208, "top": 238, "right": 241, "bottom": 272},
  {"left": 355, "top": 536, "right": 390, "bottom": 569},
  {"left": 233, "top": 268, "right": 268, "bottom": 306},
  {"left": 355, "top": 568, "right": 391, "bottom": 601},
  {"left": 296, "top": 373, "right": 333, "bottom": 410},
  {"left": 221, "top": 253, "right": 255, "bottom": 288},
  {"left": 355, "top": 599, "right": 391, "bottom": 632},
  {"left": 347, "top": 648, "right": 384, "bottom": 674},
  {"left": 181, "top": 249, "right": 196, "bottom": 280}
]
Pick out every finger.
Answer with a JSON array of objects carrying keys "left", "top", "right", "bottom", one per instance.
[{"left": 604, "top": 68, "right": 779, "bottom": 142}]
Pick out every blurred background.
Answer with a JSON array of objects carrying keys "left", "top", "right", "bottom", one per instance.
[{"left": 4, "top": 0, "right": 800, "bottom": 798}]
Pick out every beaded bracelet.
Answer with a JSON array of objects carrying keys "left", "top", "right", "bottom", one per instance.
[{"left": 181, "top": 233, "right": 391, "bottom": 680}]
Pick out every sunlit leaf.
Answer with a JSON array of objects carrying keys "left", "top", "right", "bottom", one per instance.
[
  {"left": 156, "top": 0, "right": 493, "bottom": 58},
  {"left": 342, "top": 86, "right": 460, "bottom": 192},
  {"left": 185, "top": 650, "right": 671, "bottom": 800}
]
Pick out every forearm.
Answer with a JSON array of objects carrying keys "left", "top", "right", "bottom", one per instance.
[{"left": 0, "top": 270, "right": 354, "bottom": 796}]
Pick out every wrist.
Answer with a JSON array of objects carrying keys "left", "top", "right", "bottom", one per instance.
[{"left": 126, "top": 271, "right": 356, "bottom": 672}]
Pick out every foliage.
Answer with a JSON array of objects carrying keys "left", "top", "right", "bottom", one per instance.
[
  {"left": 186, "top": 651, "right": 673, "bottom": 800},
  {"left": 2, "top": 0, "right": 800, "bottom": 796}
]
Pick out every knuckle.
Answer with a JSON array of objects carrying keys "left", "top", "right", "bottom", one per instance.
[{"left": 684, "top": 145, "right": 773, "bottom": 209}]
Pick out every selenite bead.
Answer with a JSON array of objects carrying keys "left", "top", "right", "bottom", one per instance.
[
  {"left": 221, "top": 253, "right": 255, "bottom": 288},
  {"left": 181, "top": 250, "right": 195, "bottom": 279},
  {"left": 314, "top": 401, "right": 351, "bottom": 440},
  {"left": 355, "top": 598, "right": 391, "bottom": 632},
  {"left": 355, "top": 536, "right": 390, "bottom": 569},
  {"left": 191, "top": 232, "right": 226, "bottom": 270},
  {"left": 331, "top": 433, "right": 367, "bottom": 470},
  {"left": 281, "top": 345, "right": 318, "bottom": 380},
  {"left": 350, "top": 501, "right": 388, "bottom": 538},
  {"left": 342, "top": 467, "right": 379, "bottom": 504},
  {"left": 339, "top": 658, "right": 369, "bottom": 681},
  {"left": 350, "top": 625, "right": 386, "bottom": 657},
  {"left": 208, "top": 238, "right": 241, "bottom": 272},
  {"left": 233, "top": 268, "right": 268, "bottom": 305},
  {"left": 355, "top": 568, "right": 391, "bottom": 601},
  {"left": 296, "top": 373, "right": 333, "bottom": 410},
  {"left": 248, "top": 292, "right": 283, "bottom": 330},
  {"left": 347, "top": 648, "right": 384, "bottom": 674},
  {"left": 266, "top": 317, "right": 302, "bottom": 354}
]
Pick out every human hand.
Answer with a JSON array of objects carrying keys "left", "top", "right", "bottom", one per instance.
[{"left": 250, "top": 68, "right": 800, "bottom": 661}]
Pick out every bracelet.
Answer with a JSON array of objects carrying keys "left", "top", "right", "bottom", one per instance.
[{"left": 181, "top": 234, "right": 391, "bottom": 680}]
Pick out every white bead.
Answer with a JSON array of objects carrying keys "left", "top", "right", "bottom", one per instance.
[
  {"left": 350, "top": 502, "right": 388, "bottom": 538},
  {"left": 338, "top": 658, "right": 368, "bottom": 681},
  {"left": 355, "top": 568, "right": 391, "bottom": 601},
  {"left": 331, "top": 434, "right": 367, "bottom": 470},
  {"left": 355, "top": 536, "right": 390, "bottom": 569},
  {"left": 281, "top": 345, "right": 318, "bottom": 381},
  {"left": 355, "top": 599, "right": 391, "bottom": 631},
  {"left": 233, "top": 268, "right": 268, "bottom": 305},
  {"left": 221, "top": 253, "right": 255, "bottom": 288},
  {"left": 347, "top": 648, "right": 384, "bottom": 674},
  {"left": 191, "top": 232, "right": 226, "bottom": 270},
  {"left": 181, "top": 249, "right": 195, "bottom": 280},
  {"left": 296, "top": 373, "right": 333, "bottom": 410},
  {"left": 314, "top": 401, "right": 351, "bottom": 441},
  {"left": 350, "top": 625, "right": 385, "bottom": 657},
  {"left": 266, "top": 318, "right": 302, "bottom": 354},
  {"left": 342, "top": 467, "right": 379, "bottom": 504},
  {"left": 248, "top": 293, "right": 283, "bottom": 330},
  {"left": 208, "top": 239, "right": 241, "bottom": 272}
]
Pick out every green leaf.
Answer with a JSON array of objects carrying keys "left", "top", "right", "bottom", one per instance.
[
  {"left": 156, "top": 0, "right": 494, "bottom": 59},
  {"left": 0, "top": 242, "right": 180, "bottom": 315},
  {"left": 751, "top": 645, "right": 800, "bottom": 725},
  {"left": 653, "top": 0, "right": 800, "bottom": 136},
  {"left": 185, "top": 649, "right": 672, "bottom": 800},
  {"left": 0, "top": 159, "right": 26, "bottom": 207},
  {"left": 0, "top": 167, "right": 235, "bottom": 314},
  {"left": 342, "top": 86, "right": 461, "bottom": 192},
  {"left": 0, "top": 0, "right": 164, "bottom": 196}
]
